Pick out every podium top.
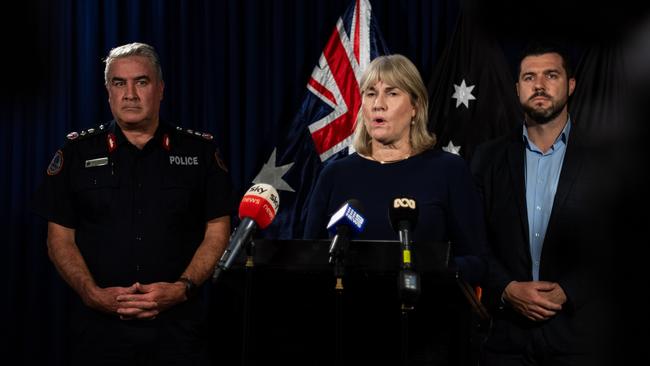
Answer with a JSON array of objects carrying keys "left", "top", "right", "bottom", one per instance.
[
  {"left": 219, "top": 238, "right": 489, "bottom": 320},
  {"left": 228, "top": 239, "right": 450, "bottom": 273}
]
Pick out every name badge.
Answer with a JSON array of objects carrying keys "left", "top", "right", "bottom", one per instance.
[{"left": 85, "top": 157, "right": 109, "bottom": 168}]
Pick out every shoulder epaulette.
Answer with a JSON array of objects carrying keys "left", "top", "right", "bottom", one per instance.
[
  {"left": 174, "top": 125, "right": 214, "bottom": 142},
  {"left": 65, "top": 122, "right": 109, "bottom": 142}
]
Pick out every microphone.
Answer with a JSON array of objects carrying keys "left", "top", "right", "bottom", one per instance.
[
  {"left": 326, "top": 199, "right": 366, "bottom": 264},
  {"left": 212, "top": 183, "right": 280, "bottom": 282},
  {"left": 388, "top": 197, "right": 420, "bottom": 308},
  {"left": 388, "top": 197, "right": 419, "bottom": 269}
]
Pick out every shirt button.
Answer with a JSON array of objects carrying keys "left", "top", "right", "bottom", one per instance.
[
  {"left": 535, "top": 233, "right": 540, "bottom": 237},
  {"left": 536, "top": 205, "right": 541, "bottom": 210}
]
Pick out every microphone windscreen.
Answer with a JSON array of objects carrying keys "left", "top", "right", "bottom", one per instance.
[
  {"left": 326, "top": 199, "right": 366, "bottom": 235},
  {"left": 388, "top": 197, "right": 419, "bottom": 231},
  {"left": 238, "top": 183, "right": 280, "bottom": 229}
]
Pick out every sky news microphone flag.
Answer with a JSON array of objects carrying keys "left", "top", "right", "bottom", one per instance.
[
  {"left": 214, "top": 183, "right": 280, "bottom": 279},
  {"left": 252, "top": 0, "right": 389, "bottom": 239}
]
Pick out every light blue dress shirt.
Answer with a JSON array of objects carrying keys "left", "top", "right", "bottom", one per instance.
[{"left": 523, "top": 119, "right": 571, "bottom": 281}]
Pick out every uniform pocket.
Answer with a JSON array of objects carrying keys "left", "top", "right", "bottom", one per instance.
[
  {"left": 71, "top": 165, "right": 119, "bottom": 221},
  {"left": 161, "top": 173, "right": 198, "bottom": 220}
]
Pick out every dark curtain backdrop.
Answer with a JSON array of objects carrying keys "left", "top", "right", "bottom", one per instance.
[
  {"left": 2, "top": 0, "right": 649, "bottom": 365},
  {"left": 2, "top": 1, "right": 459, "bottom": 364}
]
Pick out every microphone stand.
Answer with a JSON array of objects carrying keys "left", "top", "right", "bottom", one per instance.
[
  {"left": 212, "top": 217, "right": 256, "bottom": 283},
  {"left": 400, "top": 302, "right": 410, "bottom": 366},
  {"left": 329, "top": 228, "right": 350, "bottom": 366},
  {"left": 397, "top": 224, "right": 420, "bottom": 366},
  {"left": 241, "top": 238, "right": 256, "bottom": 366}
]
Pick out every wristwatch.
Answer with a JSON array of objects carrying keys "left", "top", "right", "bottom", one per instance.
[{"left": 178, "top": 276, "right": 197, "bottom": 298}]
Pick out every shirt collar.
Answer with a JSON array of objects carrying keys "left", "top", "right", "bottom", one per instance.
[
  {"left": 109, "top": 120, "right": 167, "bottom": 147},
  {"left": 522, "top": 116, "right": 572, "bottom": 153}
]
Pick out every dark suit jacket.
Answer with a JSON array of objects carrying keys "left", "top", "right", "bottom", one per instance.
[{"left": 470, "top": 124, "right": 605, "bottom": 354}]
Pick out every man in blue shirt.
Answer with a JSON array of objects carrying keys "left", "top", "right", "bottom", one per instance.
[{"left": 471, "top": 42, "right": 608, "bottom": 365}]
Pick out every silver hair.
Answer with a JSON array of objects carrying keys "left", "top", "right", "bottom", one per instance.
[{"left": 103, "top": 42, "right": 163, "bottom": 85}]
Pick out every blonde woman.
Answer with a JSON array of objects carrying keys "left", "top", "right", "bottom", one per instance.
[{"left": 304, "top": 54, "right": 487, "bottom": 285}]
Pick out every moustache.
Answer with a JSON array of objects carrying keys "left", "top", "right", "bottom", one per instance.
[{"left": 530, "top": 91, "right": 551, "bottom": 100}]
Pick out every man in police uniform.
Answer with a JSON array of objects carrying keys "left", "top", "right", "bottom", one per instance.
[{"left": 33, "top": 42, "right": 232, "bottom": 365}]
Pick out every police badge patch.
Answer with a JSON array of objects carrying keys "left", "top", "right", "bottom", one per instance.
[{"left": 47, "top": 150, "right": 64, "bottom": 175}]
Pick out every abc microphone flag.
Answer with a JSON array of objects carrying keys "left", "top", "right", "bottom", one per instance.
[
  {"left": 388, "top": 197, "right": 419, "bottom": 268},
  {"left": 389, "top": 197, "right": 421, "bottom": 308},
  {"left": 212, "top": 183, "right": 279, "bottom": 282}
]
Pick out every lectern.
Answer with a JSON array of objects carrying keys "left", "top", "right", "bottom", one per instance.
[{"left": 208, "top": 239, "right": 488, "bottom": 366}]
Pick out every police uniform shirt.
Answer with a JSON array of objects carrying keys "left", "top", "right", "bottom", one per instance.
[{"left": 33, "top": 120, "right": 233, "bottom": 288}]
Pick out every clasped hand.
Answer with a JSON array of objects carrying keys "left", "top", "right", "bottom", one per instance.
[
  {"left": 83, "top": 281, "right": 186, "bottom": 320},
  {"left": 503, "top": 281, "right": 567, "bottom": 322},
  {"left": 114, "top": 282, "right": 186, "bottom": 320}
]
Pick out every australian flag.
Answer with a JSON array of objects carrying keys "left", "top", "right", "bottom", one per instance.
[
  {"left": 428, "top": 6, "right": 522, "bottom": 162},
  {"left": 252, "top": 0, "right": 389, "bottom": 239}
]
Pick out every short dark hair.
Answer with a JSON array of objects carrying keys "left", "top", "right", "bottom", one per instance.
[{"left": 517, "top": 41, "right": 574, "bottom": 79}]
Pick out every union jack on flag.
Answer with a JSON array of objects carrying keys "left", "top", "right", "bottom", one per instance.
[{"left": 253, "top": 0, "right": 389, "bottom": 239}]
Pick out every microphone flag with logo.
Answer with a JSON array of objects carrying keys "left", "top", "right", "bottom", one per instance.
[
  {"left": 389, "top": 197, "right": 420, "bottom": 308},
  {"left": 326, "top": 199, "right": 366, "bottom": 262},
  {"left": 213, "top": 183, "right": 279, "bottom": 281}
]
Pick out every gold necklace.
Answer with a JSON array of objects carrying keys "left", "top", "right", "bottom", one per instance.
[{"left": 369, "top": 154, "right": 410, "bottom": 164}]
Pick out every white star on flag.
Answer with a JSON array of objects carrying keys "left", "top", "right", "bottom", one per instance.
[
  {"left": 452, "top": 79, "right": 476, "bottom": 108},
  {"left": 442, "top": 141, "right": 461, "bottom": 155},
  {"left": 252, "top": 148, "right": 295, "bottom": 192}
]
